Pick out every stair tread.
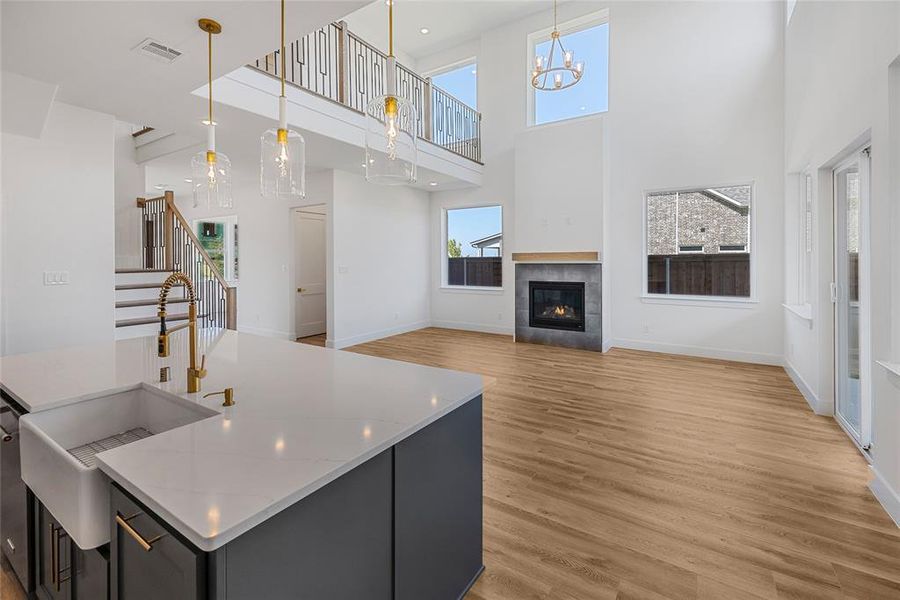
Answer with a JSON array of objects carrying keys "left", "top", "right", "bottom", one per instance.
[
  {"left": 116, "top": 282, "right": 183, "bottom": 290},
  {"left": 116, "top": 298, "right": 190, "bottom": 308},
  {"left": 115, "top": 268, "right": 175, "bottom": 274},
  {"left": 116, "top": 313, "right": 207, "bottom": 328}
]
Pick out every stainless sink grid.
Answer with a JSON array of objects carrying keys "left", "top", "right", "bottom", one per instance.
[{"left": 67, "top": 427, "right": 154, "bottom": 468}]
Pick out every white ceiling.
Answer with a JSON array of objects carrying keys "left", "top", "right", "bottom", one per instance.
[
  {"left": 1, "top": 1, "right": 368, "bottom": 149},
  {"left": 343, "top": 0, "right": 554, "bottom": 63}
]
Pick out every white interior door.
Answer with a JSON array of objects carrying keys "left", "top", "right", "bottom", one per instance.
[
  {"left": 833, "top": 148, "right": 871, "bottom": 449},
  {"left": 294, "top": 208, "right": 327, "bottom": 338}
]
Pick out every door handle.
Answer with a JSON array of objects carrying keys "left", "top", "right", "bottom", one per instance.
[
  {"left": 50, "top": 523, "right": 69, "bottom": 591},
  {"left": 297, "top": 287, "right": 305, "bottom": 293},
  {"left": 116, "top": 513, "right": 165, "bottom": 552}
]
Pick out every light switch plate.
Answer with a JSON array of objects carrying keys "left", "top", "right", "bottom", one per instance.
[{"left": 43, "top": 271, "right": 69, "bottom": 286}]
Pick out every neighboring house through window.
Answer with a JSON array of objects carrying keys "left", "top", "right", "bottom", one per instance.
[
  {"left": 529, "top": 10, "right": 609, "bottom": 126},
  {"left": 645, "top": 185, "right": 752, "bottom": 298},
  {"left": 445, "top": 205, "right": 502, "bottom": 288}
]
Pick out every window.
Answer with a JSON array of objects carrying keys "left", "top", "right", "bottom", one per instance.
[
  {"left": 530, "top": 12, "right": 609, "bottom": 126},
  {"left": 645, "top": 185, "right": 752, "bottom": 298},
  {"left": 194, "top": 216, "right": 239, "bottom": 284},
  {"left": 798, "top": 173, "right": 813, "bottom": 305},
  {"left": 430, "top": 60, "right": 477, "bottom": 110},
  {"left": 445, "top": 205, "right": 502, "bottom": 288}
]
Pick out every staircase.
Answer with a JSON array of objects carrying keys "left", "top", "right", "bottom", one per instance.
[{"left": 114, "top": 191, "right": 236, "bottom": 340}]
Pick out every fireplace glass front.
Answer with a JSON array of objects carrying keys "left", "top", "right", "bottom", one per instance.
[{"left": 528, "top": 281, "right": 586, "bottom": 332}]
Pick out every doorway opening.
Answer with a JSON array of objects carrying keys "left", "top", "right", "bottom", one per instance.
[{"left": 293, "top": 205, "right": 327, "bottom": 346}]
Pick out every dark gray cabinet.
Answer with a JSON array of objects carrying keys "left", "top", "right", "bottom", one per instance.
[
  {"left": 35, "top": 501, "right": 109, "bottom": 600},
  {"left": 110, "top": 484, "right": 205, "bottom": 600},
  {"left": 37, "top": 503, "right": 72, "bottom": 600},
  {"left": 109, "top": 397, "right": 484, "bottom": 600}
]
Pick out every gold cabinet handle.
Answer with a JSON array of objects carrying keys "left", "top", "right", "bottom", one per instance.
[
  {"left": 297, "top": 287, "right": 305, "bottom": 293},
  {"left": 116, "top": 513, "right": 165, "bottom": 552}
]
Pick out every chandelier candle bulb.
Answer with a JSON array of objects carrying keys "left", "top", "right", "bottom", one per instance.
[{"left": 564, "top": 50, "right": 574, "bottom": 68}]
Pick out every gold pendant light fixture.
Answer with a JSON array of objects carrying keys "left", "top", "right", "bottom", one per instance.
[
  {"left": 365, "top": 0, "right": 417, "bottom": 185},
  {"left": 531, "top": 0, "right": 584, "bottom": 91},
  {"left": 260, "top": 0, "right": 306, "bottom": 201},
  {"left": 192, "top": 18, "right": 233, "bottom": 208}
]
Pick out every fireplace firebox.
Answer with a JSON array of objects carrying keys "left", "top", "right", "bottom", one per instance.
[{"left": 528, "top": 281, "right": 586, "bottom": 332}]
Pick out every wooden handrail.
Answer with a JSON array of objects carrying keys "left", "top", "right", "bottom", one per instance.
[
  {"left": 162, "top": 192, "right": 230, "bottom": 290},
  {"left": 136, "top": 191, "right": 237, "bottom": 330}
]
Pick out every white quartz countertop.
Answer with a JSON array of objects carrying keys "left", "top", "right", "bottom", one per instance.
[{"left": 0, "top": 330, "right": 483, "bottom": 551}]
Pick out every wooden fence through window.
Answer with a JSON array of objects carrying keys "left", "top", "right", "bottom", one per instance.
[
  {"left": 647, "top": 253, "right": 750, "bottom": 297},
  {"left": 448, "top": 257, "right": 502, "bottom": 287}
]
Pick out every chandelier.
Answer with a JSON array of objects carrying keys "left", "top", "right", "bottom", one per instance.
[{"left": 531, "top": 0, "right": 584, "bottom": 91}]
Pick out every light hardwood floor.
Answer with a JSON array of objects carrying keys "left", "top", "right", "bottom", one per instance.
[
  {"left": 4, "top": 329, "right": 897, "bottom": 599},
  {"left": 345, "top": 328, "right": 900, "bottom": 600}
]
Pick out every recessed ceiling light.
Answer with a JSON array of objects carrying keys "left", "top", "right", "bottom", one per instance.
[
  {"left": 154, "top": 184, "right": 165, "bottom": 190},
  {"left": 184, "top": 178, "right": 192, "bottom": 183},
  {"left": 579, "top": 106, "right": 586, "bottom": 111},
  {"left": 471, "top": 69, "right": 477, "bottom": 75},
  {"left": 420, "top": 27, "right": 430, "bottom": 35},
  {"left": 428, "top": 181, "right": 438, "bottom": 187}
]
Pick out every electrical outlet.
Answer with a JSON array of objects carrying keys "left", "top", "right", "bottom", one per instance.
[
  {"left": 497, "top": 313, "right": 503, "bottom": 321},
  {"left": 43, "top": 271, "right": 69, "bottom": 286},
  {"left": 642, "top": 324, "right": 650, "bottom": 334}
]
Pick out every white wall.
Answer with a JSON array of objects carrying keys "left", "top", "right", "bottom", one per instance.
[
  {"left": 1, "top": 100, "right": 116, "bottom": 355},
  {"left": 114, "top": 121, "right": 145, "bottom": 269},
  {"left": 329, "top": 169, "right": 431, "bottom": 348},
  {"left": 167, "top": 159, "right": 431, "bottom": 348},
  {"left": 783, "top": 1, "right": 900, "bottom": 522},
  {"left": 418, "top": 1, "right": 785, "bottom": 361},
  {"left": 170, "top": 162, "right": 334, "bottom": 340}
]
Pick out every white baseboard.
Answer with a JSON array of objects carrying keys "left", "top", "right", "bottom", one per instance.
[
  {"left": 869, "top": 466, "right": 900, "bottom": 528},
  {"left": 783, "top": 360, "right": 830, "bottom": 415},
  {"left": 238, "top": 325, "right": 296, "bottom": 341},
  {"left": 611, "top": 337, "right": 782, "bottom": 366},
  {"left": 602, "top": 337, "right": 612, "bottom": 353},
  {"left": 430, "top": 319, "right": 513, "bottom": 336},
  {"left": 330, "top": 321, "right": 430, "bottom": 350}
]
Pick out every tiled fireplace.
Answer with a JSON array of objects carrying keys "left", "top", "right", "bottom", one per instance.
[{"left": 515, "top": 262, "right": 602, "bottom": 351}]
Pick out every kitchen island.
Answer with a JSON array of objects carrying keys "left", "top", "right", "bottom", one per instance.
[{"left": 0, "top": 329, "right": 484, "bottom": 599}]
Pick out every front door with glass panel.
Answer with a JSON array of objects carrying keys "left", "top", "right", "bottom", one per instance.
[{"left": 833, "top": 149, "right": 870, "bottom": 448}]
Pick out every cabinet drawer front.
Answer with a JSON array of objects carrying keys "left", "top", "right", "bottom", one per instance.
[{"left": 110, "top": 485, "right": 205, "bottom": 600}]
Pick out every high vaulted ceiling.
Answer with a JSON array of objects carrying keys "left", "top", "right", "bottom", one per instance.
[
  {"left": 344, "top": 0, "right": 554, "bottom": 63},
  {"left": 1, "top": 1, "right": 368, "bottom": 148}
]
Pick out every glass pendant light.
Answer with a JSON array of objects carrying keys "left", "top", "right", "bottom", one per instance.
[
  {"left": 260, "top": 0, "right": 306, "bottom": 200},
  {"left": 192, "top": 18, "right": 233, "bottom": 209},
  {"left": 365, "top": 0, "right": 417, "bottom": 185}
]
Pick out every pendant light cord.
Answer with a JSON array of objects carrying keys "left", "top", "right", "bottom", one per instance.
[
  {"left": 553, "top": 0, "right": 558, "bottom": 31},
  {"left": 208, "top": 30, "right": 213, "bottom": 125},
  {"left": 388, "top": 0, "right": 394, "bottom": 57},
  {"left": 281, "top": 0, "right": 286, "bottom": 98}
]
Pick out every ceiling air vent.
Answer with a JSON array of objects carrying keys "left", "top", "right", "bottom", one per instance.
[{"left": 133, "top": 38, "right": 182, "bottom": 63}]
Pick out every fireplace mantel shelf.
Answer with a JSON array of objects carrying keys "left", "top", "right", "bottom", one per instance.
[{"left": 511, "top": 251, "right": 601, "bottom": 264}]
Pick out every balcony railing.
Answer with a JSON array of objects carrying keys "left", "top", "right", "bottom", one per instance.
[{"left": 251, "top": 21, "right": 482, "bottom": 164}]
